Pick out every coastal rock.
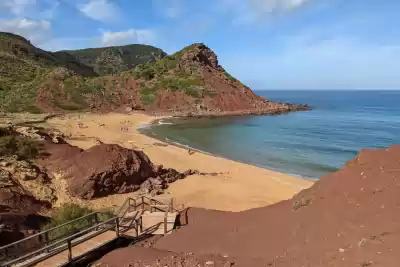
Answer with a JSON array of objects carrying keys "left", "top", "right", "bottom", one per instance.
[{"left": 41, "top": 142, "right": 194, "bottom": 199}]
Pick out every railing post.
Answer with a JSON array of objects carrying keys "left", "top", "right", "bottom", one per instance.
[
  {"left": 139, "top": 216, "right": 143, "bottom": 233},
  {"left": 133, "top": 199, "right": 137, "bottom": 211},
  {"left": 44, "top": 232, "right": 50, "bottom": 252},
  {"left": 170, "top": 198, "right": 173, "bottom": 212},
  {"left": 164, "top": 213, "right": 167, "bottom": 234},
  {"left": 2, "top": 247, "right": 8, "bottom": 262},
  {"left": 94, "top": 213, "right": 99, "bottom": 231},
  {"left": 141, "top": 196, "right": 145, "bottom": 210},
  {"left": 115, "top": 218, "right": 120, "bottom": 237},
  {"left": 135, "top": 223, "right": 138, "bottom": 237},
  {"left": 67, "top": 239, "right": 72, "bottom": 261}
]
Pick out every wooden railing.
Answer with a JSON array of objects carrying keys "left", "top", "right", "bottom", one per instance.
[
  {"left": 0, "top": 212, "right": 119, "bottom": 267},
  {"left": 0, "top": 196, "right": 182, "bottom": 267}
]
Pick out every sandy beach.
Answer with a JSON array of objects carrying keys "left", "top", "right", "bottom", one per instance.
[{"left": 40, "top": 112, "right": 312, "bottom": 212}]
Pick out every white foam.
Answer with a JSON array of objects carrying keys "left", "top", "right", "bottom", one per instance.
[{"left": 158, "top": 119, "right": 173, "bottom": 125}]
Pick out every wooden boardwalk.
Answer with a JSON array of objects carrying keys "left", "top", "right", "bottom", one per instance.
[
  {"left": 19, "top": 231, "right": 117, "bottom": 267},
  {"left": 0, "top": 196, "right": 180, "bottom": 267}
]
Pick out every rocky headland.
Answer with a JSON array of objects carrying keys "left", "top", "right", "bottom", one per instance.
[{"left": 0, "top": 32, "right": 309, "bottom": 116}]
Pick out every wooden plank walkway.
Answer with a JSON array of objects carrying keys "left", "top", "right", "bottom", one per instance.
[
  {"left": 14, "top": 231, "right": 117, "bottom": 267},
  {"left": 35, "top": 231, "right": 116, "bottom": 267},
  {"left": 1, "top": 197, "right": 181, "bottom": 267}
]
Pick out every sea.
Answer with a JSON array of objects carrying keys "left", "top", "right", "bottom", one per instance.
[{"left": 139, "top": 90, "right": 400, "bottom": 179}]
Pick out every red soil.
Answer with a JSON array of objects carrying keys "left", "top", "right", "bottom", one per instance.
[{"left": 100, "top": 145, "right": 400, "bottom": 267}]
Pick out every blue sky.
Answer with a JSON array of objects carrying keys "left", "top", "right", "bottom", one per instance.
[{"left": 1, "top": 0, "right": 400, "bottom": 89}]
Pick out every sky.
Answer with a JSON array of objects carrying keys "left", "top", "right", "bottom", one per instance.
[{"left": 1, "top": 0, "right": 400, "bottom": 90}]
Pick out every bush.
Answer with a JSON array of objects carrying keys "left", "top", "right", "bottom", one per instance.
[
  {"left": 141, "top": 93, "right": 156, "bottom": 105},
  {"left": 140, "top": 67, "right": 156, "bottom": 80},
  {"left": 42, "top": 203, "right": 94, "bottom": 241},
  {"left": 184, "top": 86, "right": 201, "bottom": 98},
  {"left": 0, "top": 129, "right": 42, "bottom": 159}
]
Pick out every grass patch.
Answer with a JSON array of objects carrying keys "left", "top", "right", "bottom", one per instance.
[
  {"left": 41, "top": 203, "right": 113, "bottom": 242},
  {"left": 184, "top": 86, "right": 201, "bottom": 98},
  {"left": 42, "top": 203, "right": 93, "bottom": 241}
]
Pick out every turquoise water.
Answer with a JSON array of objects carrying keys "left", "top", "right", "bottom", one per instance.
[{"left": 140, "top": 91, "right": 400, "bottom": 179}]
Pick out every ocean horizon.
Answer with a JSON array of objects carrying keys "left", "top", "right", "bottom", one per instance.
[{"left": 140, "top": 90, "right": 400, "bottom": 179}]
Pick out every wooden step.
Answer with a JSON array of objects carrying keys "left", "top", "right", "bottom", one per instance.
[{"left": 140, "top": 211, "right": 177, "bottom": 235}]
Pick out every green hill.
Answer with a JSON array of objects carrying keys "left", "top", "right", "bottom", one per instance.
[
  {"left": 0, "top": 32, "right": 167, "bottom": 112},
  {"left": 0, "top": 32, "right": 308, "bottom": 115},
  {"left": 63, "top": 45, "right": 167, "bottom": 75}
]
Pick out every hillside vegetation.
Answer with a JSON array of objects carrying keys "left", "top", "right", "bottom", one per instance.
[
  {"left": 63, "top": 44, "right": 166, "bottom": 75},
  {"left": 0, "top": 32, "right": 308, "bottom": 115}
]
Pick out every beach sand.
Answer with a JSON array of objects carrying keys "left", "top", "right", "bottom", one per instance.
[{"left": 41, "top": 113, "right": 312, "bottom": 212}]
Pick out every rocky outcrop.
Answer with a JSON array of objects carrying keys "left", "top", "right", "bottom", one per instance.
[
  {"left": 137, "top": 43, "right": 310, "bottom": 116},
  {"left": 42, "top": 142, "right": 192, "bottom": 199},
  {"left": 0, "top": 168, "right": 50, "bottom": 213}
]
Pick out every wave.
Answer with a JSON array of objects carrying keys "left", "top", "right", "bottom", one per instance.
[
  {"left": 137, "top": 123, "right": 152, "bottom": 129},
  {"left": 158, "top": 119, "right": 174, "bottom": 125}
]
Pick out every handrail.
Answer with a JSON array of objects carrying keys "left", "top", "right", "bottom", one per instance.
[
  {"left": 115, "top": 197, "right": 131, "bottom": 217},
  {"left": 1, "top": 217, "right": 118, "bottom": 267},
  {"left": 0, "top": 211, "right": 99, "bottom": 251},
  {"left": 0, "top": 195, "right": 180, "bottom": 266},
  {"left": 142, "top": 196, "right": 182, "bottom": 213},
  {"left": 164, "top": 206, "right": 169, "bottom": 234}
]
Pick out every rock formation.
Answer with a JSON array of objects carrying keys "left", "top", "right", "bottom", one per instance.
[{"left": 40, "top": 140, "right": 193, "bottom": 199}]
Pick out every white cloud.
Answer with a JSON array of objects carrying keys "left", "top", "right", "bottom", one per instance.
[
  {"left": 39, "top": 0, "right": 60, "bottom": 19},
  {"left": 101, "top": 29, "right": 156, "bottom": 46},
  {"left": 0, "top": 18, "right": 51, "bottom": 44},
  {"left": 78, "top": 0, "right": 120, "bottom": 22},
  {"left": 250, "top": 0, "right": 310, "bottom": 13},
  {"left": 0, "top": 0, "right": 36, "bottom": 15},
  {"left": 219, "top": 0, "right": 312, "bottom": 24},
  {"left": 0, "top": 0, "right": 59, "bottom": 19}
]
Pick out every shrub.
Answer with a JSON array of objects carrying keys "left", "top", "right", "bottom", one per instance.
[
  {"left": 0, "top": 129, "right": 42, "bottom": 159},
  {"left": 184, "top": 86, "right": 201, "bottom": 98},
  {"left": 140, "top": 67, "right": 156, "bottom": 80},
  {"left": 42, "top": 203, "right": 94, "bottom": 241},
  {"left": 141, "top": 93, "right": 156, "bottom": 105}
]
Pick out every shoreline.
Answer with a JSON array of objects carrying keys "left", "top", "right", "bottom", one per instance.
[
  {"left": 139, "top": 117, "right": 318, "bottom": 181},
  {"left": 39, "top": 112, "right": 313, "bottom": 212}
]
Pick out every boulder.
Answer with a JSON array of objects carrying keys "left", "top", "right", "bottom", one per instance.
[
  {"left": 41, "top": 142, "right": 198, "bottom": 199},
  {"left": 61, "top": 144, "right": 159, "bottom": 199}
]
